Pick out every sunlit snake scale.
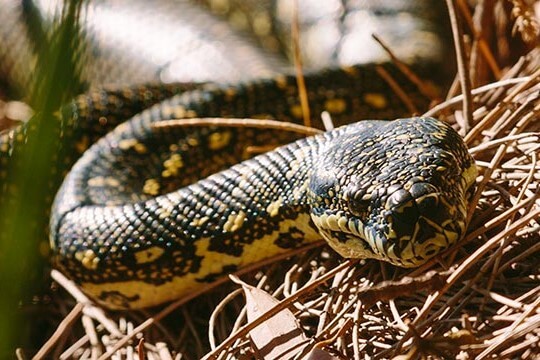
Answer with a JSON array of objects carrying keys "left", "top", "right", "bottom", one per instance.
[{"left": 49, "top": 68, "right": 477, "bottom": 308}]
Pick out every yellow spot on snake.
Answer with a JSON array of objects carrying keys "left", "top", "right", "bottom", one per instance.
[
  {"left": 252, "top": 113, "right": 273, "bottom": 120},
  {"left": 119, "top": 139, "right": 147, "bottom": 153},
  {"left": 185, "top": 110, "right": 197, "bottom": 118},
  {"left": 187, "top": 136, "right": 199, "bottom": 146},
  {"left": 223, "top": 210, "right": 246, "bottom": 232},
  {"left": 156, "top": 207, "right": 172, "bottom": 220},
  {"left": 122, "top": 89, "right": 133, "bottom": 98},
  {"left": 173, "top": 106, "right": 186, "bottom": 118},
  {"left": 444, "top": 229, "right": 458, "bottom": 243},
  {"left": 253, "top": 13, "right": 271, "bottom": 36},
  {"left": 266, "top": 198, "right": 283, "bottom": 217},
  {"left": 230, "top": 9, "right": 249, "bottom": 30},
  {"left": 134, "top": 246, "right": 164, "bottom": 265},
  {"left": 195, "top": 238, "right": 242, "bottom": 274},
  {"left": 76, "top": 249, "right": 100, "bottom": 270},
  {"left": 209, "top": 0, "right": 230, "bottom": 13},
  {"left": 163, "top": 154, "right": 184, "bottom": 177},
  {"left": 119, "top": 139, "right": 137, "bottom": 150},
  {"left": 143, "top": 179, "right": 160, "bottom": 196},
  {"left": 324, "top": 98, "right": 347, "bottom": 114},
  {"left": 134, "top": 143, "right": 147, "bottom": 154},
  {"left": 208, "top": 131, "right": 232, "bottom": 150},
  {"left": 363, "top": 93, "right": 388, "bottom": 109},
  {"left": 325, "top": 214, "right": 340, "bottom": 231},
  {"left": 190, "top": 216, "right": 210, "bottom": 227},
  {"left": 462, "top": 163, "right": 478, "bottom": 189},
  {"left": 395, "top": 134, "right": 410, "bottom": 141},
  {"left": 292, "top": 180, "right": 309, "bottom": 201},
  {"left": 161, "top": 105, "right": 173, "bottom": 118},
  {"left": 225, "top": 88, "right": 236, "bottom": 100}
]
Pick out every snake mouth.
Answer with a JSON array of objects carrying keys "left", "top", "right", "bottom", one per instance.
[
  {"left": 310, "top": 210, "right": 408, "bottom": 265},
  {"left": 310, "top": 182, "right": 470, "bottom": 268}
]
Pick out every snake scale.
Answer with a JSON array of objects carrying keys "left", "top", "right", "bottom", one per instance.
[{"left": 0, "top": 0, "right": 477, "bottom": 309}]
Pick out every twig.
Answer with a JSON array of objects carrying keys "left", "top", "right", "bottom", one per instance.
[
  {"left": 208, "top": 289, "right": 243, "bottom": 349},
  {"left": 201, "top": 260, "right": 357, "bottom": 360},
  {"left": 375, "top": 65, "right": 417, "bottom": 114},
  {"left": 51, "top": 270, "right": 121, "bottom": 337},
  {"left": 357, "top": 269, "right": 452, "bottom": 307},
  {"left": 396, "top": 209, "right": 540, "bottom": 352},
  {"left": 81, "top": 315, "right": 100, "bottom": 359},
  {"left": 152, "top": 117, "right": 322, "bottom": 136},
  {"left": 455, "top": 0, "right": 502, "bottom": 78},
  {"left": 468, "top": 132, "right": 538, "bottom": 154},
  {"left": 32, "top": 303, "right": 84, "bottom": 360},
  {"left": 291, "top": 0, "right": 311, "bottom": 127},
  {"left": 15, "top": 348, "right": 27, "bottom": 360},
  {"left": 59, "top": 335, "right": 90, "bottom": 360},
  {"left": 137, "top": 338, "right": 145, "bottom": 360},
  {"left": 423, "top": 77, "right": 530, "bottom": 117},
  {"left": 465, "top": 66, "right": 540, "bottom": 143},
  {"left": 476, "top": 295, "right": 540, "bottom": 359},
  {"left": 372, "top": 34, "right": 439, "bottom": 100},
  {"left": 320, "top": 111, "right": 334, "bottom": 131},
  {"left": 446, "top": 0, "right": 474, "bottom": 132}
]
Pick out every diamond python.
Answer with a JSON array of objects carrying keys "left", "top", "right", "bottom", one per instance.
[
  {"left": 0, "top": 1, "right": 477, "bottom": 309},
  {"left": 51, "top": 112, "right": 477, "bottom": 309}
]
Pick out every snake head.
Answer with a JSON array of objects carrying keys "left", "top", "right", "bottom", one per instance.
[{"left": 308, "top": 117, "right": 477, "bottom": 267}]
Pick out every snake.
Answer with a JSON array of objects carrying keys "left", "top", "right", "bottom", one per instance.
[{"left": 0, "top": 0, "right": 477, "bottom": 309}]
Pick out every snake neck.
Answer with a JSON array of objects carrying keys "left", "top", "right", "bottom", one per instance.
[{"left": 149, "top": 128, "right": 339, "bottom": 257}]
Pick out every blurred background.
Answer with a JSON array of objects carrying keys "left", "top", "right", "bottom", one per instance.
[{"left": 0, "top": 0, "right": 538, "bottom": 358}]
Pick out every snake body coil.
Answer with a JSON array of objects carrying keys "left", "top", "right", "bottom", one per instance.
[{"left": 51, "top": 115, "right": 476, "bottom": 309}]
